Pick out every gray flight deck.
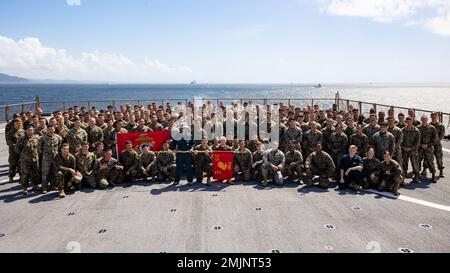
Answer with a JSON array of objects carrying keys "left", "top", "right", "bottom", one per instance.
[{"left": 0, "top": 125, "right": 449, "bottom": 253}]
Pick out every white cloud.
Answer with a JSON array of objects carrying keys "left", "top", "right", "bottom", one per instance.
[
  {"left": 0, "top": 35, "right": 193, "bottom": 82},
  {"left": 66, "top": 0, "right": 81, "bottom": 6},
  {"left": 321, "top": 0, "right": 450, "bottom": 36}
]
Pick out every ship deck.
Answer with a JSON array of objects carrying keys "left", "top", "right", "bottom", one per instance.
[{"left": 0, "top": 124, "right": 449, "bottom": 253}]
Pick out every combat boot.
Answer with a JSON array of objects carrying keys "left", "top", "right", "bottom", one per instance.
[
  {"left": 431, "top": 173, "right": 437, "bottom": 183},
  {"left": 206, "top": 177, "right": 211, "bottom": 186},
  {"left": 439, "top": 169, "right": 444, "bottom": 178},
  {"left": 262, "top": 178, "right": 268, "bottom": 187},
  {"left": 9, "top": 177, "right": 14, "bottom": 183},
  {"left": 420, "top": 169, "right": 427, "bottom": 176},
  {"left": 21, "top": 186, "right": 28, "bottom": 195},
  {"left": 297, "top": 177, "right": 304, "bottom": 185},
  {"left": 58, "top": 189, "right": 66, "bottom": 198},
  {"left": 412, "top": 173, "right": 420, "bottom": 183},
  {"left": 41, "top": 187, "right": 48, "bottom": 194},
  {"left": 306, "top": 179, "right": 313, "bottom": 188}
]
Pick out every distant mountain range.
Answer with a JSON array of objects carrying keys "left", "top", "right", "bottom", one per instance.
[
  {"left": 0, "top": 73, "right": 109, "bottom": 84},
  {"left": 0, "top": 73, "right": 29, "bottom": 83}
]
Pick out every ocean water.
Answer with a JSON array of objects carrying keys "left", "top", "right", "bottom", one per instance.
[{"left": 1, "top": 83, "right": 450, "bottom": 114}]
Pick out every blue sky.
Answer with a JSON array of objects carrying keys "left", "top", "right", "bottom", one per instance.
[{"left": 1, "top": 0, "right": 450, "bottom": 83}]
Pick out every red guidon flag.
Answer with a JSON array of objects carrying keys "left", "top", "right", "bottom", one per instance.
[
  {"left": 116, "top": 130, "right": 172, "bottom": 156},
  {"left": 213, "top": 151, "right": 234, "bottom": 180}
]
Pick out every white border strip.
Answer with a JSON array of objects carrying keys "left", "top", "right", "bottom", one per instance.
[{"left": 364, "top": 189, "right": 450, "bottom": 212}]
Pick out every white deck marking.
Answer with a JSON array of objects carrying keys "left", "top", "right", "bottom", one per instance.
[
  {"left": 364, "top": 189, "right": 450, "bottom": 212},
  {"left": 443, "top": 148, "right": 450, "bottom": 153}
]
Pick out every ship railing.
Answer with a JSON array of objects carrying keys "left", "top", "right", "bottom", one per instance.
[{"left": 1, "top": 95, "right": 449, "bottom": 129}]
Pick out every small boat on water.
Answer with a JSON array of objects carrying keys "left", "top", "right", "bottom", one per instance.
[{"left": 190, "top": 80, "right": 197, "bottom": 85}]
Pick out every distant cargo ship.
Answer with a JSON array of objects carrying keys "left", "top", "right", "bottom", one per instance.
[
  {"left": 190, "top": 80, "right": 197, "bottom": 85},
  {"left": 314, "top": 83, "right": 322, "bottom": 88}
]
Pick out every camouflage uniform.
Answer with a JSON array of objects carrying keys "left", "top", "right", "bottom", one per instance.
[
  {"left": 86, "top": 126, "right": 104, "bottom": 151},
  {"left": 344, "top": 126, "right": 357, "bottom": 139},
  {"left": 302, "top": 122, "right": 322, "bottom": 134},
  {"left": 54, "top": 153, "right": 77, "bottom": 191},
  {"left": 363, "top": 124, "right": 380, "bottom": 145},
  {"left": 305, "top": 151, "right": 335, "bottom": 188},
  {"left": 138, "top": 151, "right": 157, "bottom": 179},
  {"left": 38, "top": 134, "right": 63, "bottom": 189},
  {"left": 328, "top": 132, "right": 348, "bottom": 177},
  {"left": 402, "top": 126, "right": 421, "bottom": 177},
  {"left": 93, "top": 157, "right": 124, "bottom": 188},
  {"left": 15, "top": 134, "right": 41, "bottom": 188},
  {"left": 119, "top": 149, "right": 140, "bottom": 180},
  {"left": 372, "top": 131, "right": 395, "bottom": 161},
  {"left": 283, "top": 149, "right": 304, "bottom": 181},
  {"left": 66, "top": 127, "right": 88, "bottom": 154},
  {"left": 124, "top": 123, "right": 136, "bottom": 132},
  {"left": 131, "top": 126, "right": 152, "bottom": 133},
  {"left": 378, "top": 159, "right": 403, "bottom": 195},
  {"left": 75, "top": 151, "right": 97, "bottom": 188},
  {"left": 388, "top": 125, "right": 403, "bottom": 166},
  {"left": 148, "top": 122, "right": 164, "bottom": 131},
  {"left": 418, "top": 124, "right": 438, "bottom": 174},
  {"left": 234, "top": 148, "right": 253, "bottom": 181},
  {"left": 430, "top": 121, "right": 445, "bottom": 172},
  {"left": 321, "top": 126, "right": 335, "bottom": 153},
  {"left": 349, "top": 133, "right": 369, "bottom": 157},
  {"left": 193, "top": 145, "right": 213, "bottom": 183},
  {"left": 362, "top": 157, "right": 381, "bottom": 188},
  {"left": 6, "top": 126, "right": 25, "bottom": 180},
  {"left": 55, "top": 125, "right": 69, "bottom": 142},
  {"left": 303, "top": 130, "right": 324, "bottom": 157},
  {"left": 94, "top": 150, "right": 105, "bottom": 160},
  {"left": 261, "top": 149, "right": 285, "bottom": 185},
  {"left": 103, "top": 127, "right": 115, "bottom": 150},
  {"left": 252, "top": 150, "right": 265, "bottom": 181},
  {"left": 156, "top": 150, "right": 176, "bottom": 181},
  {"left": 283, "top": 126, "right": 302, "bottom": 152}
]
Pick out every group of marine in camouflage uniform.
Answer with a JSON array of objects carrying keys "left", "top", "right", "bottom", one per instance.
[{"left": 5, "top": 101, "right": 445, "bottom": 198}]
